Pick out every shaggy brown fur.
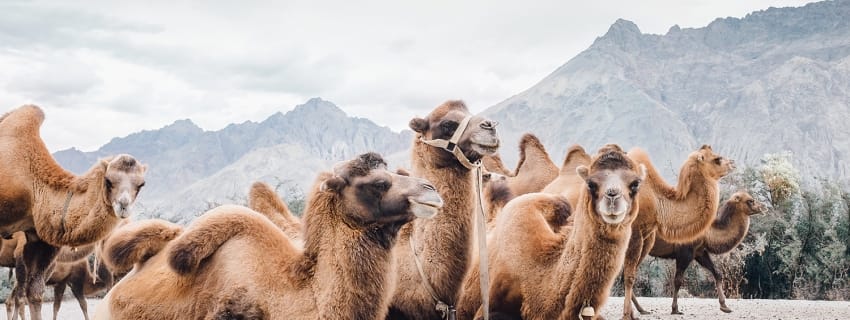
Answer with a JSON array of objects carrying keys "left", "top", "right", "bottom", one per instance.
[
  {"left": 247, "top": 181, "right": 304, "bottom": 244},
  {"left": 460, "top": 148, "right": 646, "bottom": 319},
  {"left": 97, "top": 153, "right": 443, "bottom": 320},
  {"left": 0, "top": 105, "right": 147, "bottom": 320},
  {"left": 482, "top": 134, "right": 559, "bottom": 197},
  {"left": 101, "top": 219, "right": 184, "bottom": 276},
  {"left": 632, "top": 192, "right": 764, "bottom": 315},
  {"left": 389, "top": 100, "right": 500, "bottom": 319}
]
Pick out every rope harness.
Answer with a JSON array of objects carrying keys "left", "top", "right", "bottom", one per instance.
[
  {"left": 414, "top": 115, "right": 490, "bottom": 320},
  {"left": 59, "top": 191, "right": 73, "bottom": 235}
]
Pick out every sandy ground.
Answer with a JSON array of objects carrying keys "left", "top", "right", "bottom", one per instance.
[{"left": 4, "top": 297, "right": 849, "bottom": 319}]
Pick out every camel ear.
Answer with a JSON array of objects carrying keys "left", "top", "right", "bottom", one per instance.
[
  {"left": 696, "top": 154, "right": 705, "bottom": 162},
  {"left": 482, "top": 172, "right": 492, "bottom": 183},
  {"left": 576, "top": 165, "right": 590, "bottom": 181},
  {"left": 101, "top": 159, "right": 110, "bottom": 168},
  {"left": 140, "top": 164, "right": 148, "bottom": 174},
  {"left": 638, "top": 164, "right": 647, "bottom": 180},
  {"left": 409, "top": 117, "right": 429, "bottom": 133},
  {"left": 320, "top": 177, "right": 346, "bottom": 193},
  {"left": 700, "top": 144, "right": 712, "bottom": 151},
  {"left": 395, "top": 168, "right": 411, "bottom": 176},
  {"left": 732, "top": 194, "right": 741, "bottom": 202}
]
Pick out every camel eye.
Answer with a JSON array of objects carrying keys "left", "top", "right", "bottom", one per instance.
[
  {"left": 714, "top": 157, "right": 723, "bottom": 165},
  {"left": 746, "top": 199, "right": 754, "bottom": 206},
  {"left": 105, "top": 179, "right": 113, "bottom": 189},
  {"left": 587, "top": 181, "right": 598, "bottom": 194},
  {"left": 138, "top": 182, "right": 146, "bottom": 189},
  {"left": 372, "top": 181, "right": 390, "bottom": 191},
  {"left": 440, "top": 121, "right": 458, "bottom": 131},
  {"left": 629, "top": 180, "right": 640, "bottom": 195}
]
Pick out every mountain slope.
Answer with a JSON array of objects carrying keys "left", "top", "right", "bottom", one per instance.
[{"left": 486, "top": 0, "right": 850, "bottom": 181}]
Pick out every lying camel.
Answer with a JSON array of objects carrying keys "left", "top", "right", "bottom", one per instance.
[
  {"left": 95, "top": 152, "right": 443, "bottom": 319},
  {"left": 483, "top": 133, "right": 559, "bottom": 196},
  {"left": 462, "top": 147, "right": 646, "bottom": 319},
  {"left": 388, "top": 100, "right": 499, "bottom": 319},
  {"left": 633, "top": 191, "right": 765, "bottom": 315}
]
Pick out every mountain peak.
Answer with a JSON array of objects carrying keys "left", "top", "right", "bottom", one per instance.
[
  {"left": 289, "top": 97, "right": 347, "bottom": 118},
  {"left": 164, "top": 118, "right": 201, "bottom": 131},
  {"left": 593, "top": 18, "right": 645, "bottom": 51},
  {"left": 607, "top": 19, "right": 641, "bottom": 36}
]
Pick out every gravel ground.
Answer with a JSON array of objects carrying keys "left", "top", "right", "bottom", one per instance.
[{"left": 5, "top": 297, "right": 850, "bottom": 319}]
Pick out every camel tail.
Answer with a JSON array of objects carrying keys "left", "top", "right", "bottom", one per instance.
[
  {"left": 104, "top": 219, "right": 183, "bottom": 274},
  {"left": 168, "top": 206, "right": 264, "bottom": 275}
]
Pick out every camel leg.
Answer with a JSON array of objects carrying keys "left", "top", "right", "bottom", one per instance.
[
  {"left": 622, "top": 232, "right": 647, "bottom": 320},
  {"left": 70, "top": 279, "right": 91, "bottom": 320},
  {"left": 24, "top": 240, "right": 59, "bottom": 320},
  {"left": 10, "top": 231, "right": 29, "bottom": 320},
  {"left": 695, "top": 254, "right": 731, "bottom": 313},
  {"left": 671, "top": 252, "right": 693, "bottom": 315},
  {"left": 53, "top": 281, "right": 68, "bottom": 320}
]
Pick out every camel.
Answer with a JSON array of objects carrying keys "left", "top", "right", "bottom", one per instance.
[
  {"left": 46, "top": 253, "right": 114, "bottom": 320},
  {"left": 0, "top": 105, "right": 147, "bottom": 320},
  {"left": 387, "top": 100, "right": 499, "bottom": 319},
  {"left": 459, "top": 147, "right": 647, "bottom": 319},
  {"left": 247, "top": 181, "right": 304, "bottom": 245},
  {"left": 538, "top": 144, "right": 734, "bottom": 320},
  {"left": 482, "top": 133, "right": 559, "bottom": 196},
  {"left": 95, "top": 152, "right": 444, "bottom": 319},
  {"left": 632, "top": 191, "right": 765, "bottom": 315}
]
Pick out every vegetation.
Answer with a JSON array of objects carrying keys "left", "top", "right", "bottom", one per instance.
[{"left": 617, "top": 152, "right": 850, "bottom": 301}]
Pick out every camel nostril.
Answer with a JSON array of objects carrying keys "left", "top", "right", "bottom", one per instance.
[
  {"left": 480, "top": 120, "right": 497, "bottom": 130},
  {"left": 605, "top": 190, "right": 619, "bottom": 198},
  {"left": 422, "top": 183, "right": 436, "bottom": 192}
]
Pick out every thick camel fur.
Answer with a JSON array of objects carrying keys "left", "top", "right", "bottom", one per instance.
[
  {"left": 101, "top": 219, "right": 184, "bottom": 276},
  {"left": 482, "top": 133, "right": 559, "bottom": 197},
  {"left": 247, "top": 181, "right": 304, "bottom": 245},
  {"left": 632, "top": 191, "right": 764, "bottom": 315},
  {"left": 96, "top": 152, "right": 443, "bottom": 320},
  {"left": 460, "top": 147, "right": 646, "bottom": 319},
  {"left": 388, "top": 100, "right": 500, "bottom": 319},
  {"left": 0, "top": 105, "right": 147, "bottom": 320}
]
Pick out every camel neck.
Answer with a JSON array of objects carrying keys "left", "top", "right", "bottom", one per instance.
[
  {"left": 655, "top": 171, "right": 720, "bottom": 242},
  {"left": 704, "top": 204, "right": 751, "bottom": 254},
  {"left": 33, "top": 164, "right": 120, "bottom": 247}
]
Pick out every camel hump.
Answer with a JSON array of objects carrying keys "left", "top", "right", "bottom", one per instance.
[
  {"left": 104, "top": 219, "right": 183, "bottom": 274},
  {"left": 249, "top": 182, "right": 291, "bottom": 214},
  {"left": 0, "top": 104, "right": 45, "bottom": 136},
  {"left": 168, "top": 205, "right": 268, "bottom": 275},
  {"left": 518, "top": 133, "right": 548, "bottom": 157},
  {"left": 560, "top": 144, "right": 590, "bottom": 173}
]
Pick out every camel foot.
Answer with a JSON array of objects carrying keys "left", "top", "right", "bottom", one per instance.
[
  {"left": 622, "top": 314, "right": 639, "bottom": 320},
  {"left": 720, "top": 306, "right": 732, "bottom": 313},
  {"left": 639, "top": 310, "right": 650, "bottom": 315},
  {"left": 671, "top": 310, "right": 684, "bottom": 315}
]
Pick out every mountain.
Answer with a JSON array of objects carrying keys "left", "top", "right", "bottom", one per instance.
[
  {"left": 54, "top": 98, "right": 413, "bottom": 218},
  {"left": 485, "top": 0, "right": 850, "bottom": 181}
]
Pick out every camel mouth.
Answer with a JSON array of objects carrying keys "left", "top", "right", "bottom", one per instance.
[
  {"left": 113, "top": 202, "right": 133, "bottom": 219},
  {"left": 472, "top": 143, "right": 500, "bottom": 156},
  {"left": 600, "top": 212, "right": 627, "bottom": 224},
  {"left": 409, "top": 199, "right": 442, "bottom": 219}
]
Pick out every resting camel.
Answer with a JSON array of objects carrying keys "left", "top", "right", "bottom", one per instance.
[
  {"left": 247, "top": 181, "right": 304, "bottom": 245},
  {"left": 0, "top": 105, "right": 147, "bottom": 320},
  {"left": 461, "top": 147, "right": 646, "bottom": 319},
  {"left": 543, "top": 144, "right": 734, "bottom": 319},
  {"left": 632, "top": 191, "right": 764, "bottom": 315},
  {"left": 387, "top": 100, "right": 500, "bottom": 319},
  {"left": 95, "top": 152, "right": 444, "bottom": 319},
  {"left": 482, "top": 133, "right": 559, "bottom": 197}
]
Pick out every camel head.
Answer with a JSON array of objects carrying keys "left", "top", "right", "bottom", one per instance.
[
  {"left": 577, "top": 147, "right": 646, "bottom": 225},
  {"left": 322, "top": 152, "right": 443, "bottom": 225},
  {"left": 688, "top": 145, "right": 735, "bottom": 180},
  {"left": 730, "top": 191, "right": 766, "bottom": 216},
  {"left": 409, "top": 100, "right": 500, "bottom": 164},
  {"left": 102, "top": 154, "right": 147, "bottom": 219}
]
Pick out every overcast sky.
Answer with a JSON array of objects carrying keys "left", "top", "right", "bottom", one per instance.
[{"left": 0, "top": 0, "right": 815, "bottom": 152}]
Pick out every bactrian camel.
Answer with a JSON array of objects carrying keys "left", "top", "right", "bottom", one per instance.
[
  {"left": 539, "top": 144, "right": 734, "bottom": 320},
  {"left": 632, "top": 191, "right": 764, "bottom": 315},
  {"left": 482, "top": 133, "right": 559, "bottom": 197},
  {"left": 95, "top": 152, "right": 443, "bottom": 319},
  {"left": 0, "top": 105, "right": 147, "bottom": 320},
  {"left": 388, "top": 100, "right": 500, "bottom": 319},
  {"left": 462, "top": 147, "right": 647, "bottom": 319}
]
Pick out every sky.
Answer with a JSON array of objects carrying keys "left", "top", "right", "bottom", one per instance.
[{"left": 0, "top": 0, "right": 816, "bottom": 152}]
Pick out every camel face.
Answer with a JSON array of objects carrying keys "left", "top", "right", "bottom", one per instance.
[
  {"left": 104, "top": 154, "right": 147, "bottom": 219},
  {"left": 410, "top": 100, "right": 500, "bottom": 162},
  {"left": 731, "top": 191, "right": 766, "bottom": 215},
  {"left": 578, "top": 151, "right": 646, "bottom": 225},
  {"left": 691, "top": 145, "right": 735, "bottom": 180},
  {"left": 325, "top": 153, "right": 442, "bottom": 225}
]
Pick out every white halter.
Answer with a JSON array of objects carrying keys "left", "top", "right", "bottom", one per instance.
[{"left": 419, "top": 115, "right": 479, "bottom": 170}]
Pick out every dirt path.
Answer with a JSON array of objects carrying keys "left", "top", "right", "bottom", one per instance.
[
  {"left": 601, "top": 296, "right": 850, "bottom": 320},
  {"left": 5, "top": 297, "right": 850, "bottom": 319}
]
